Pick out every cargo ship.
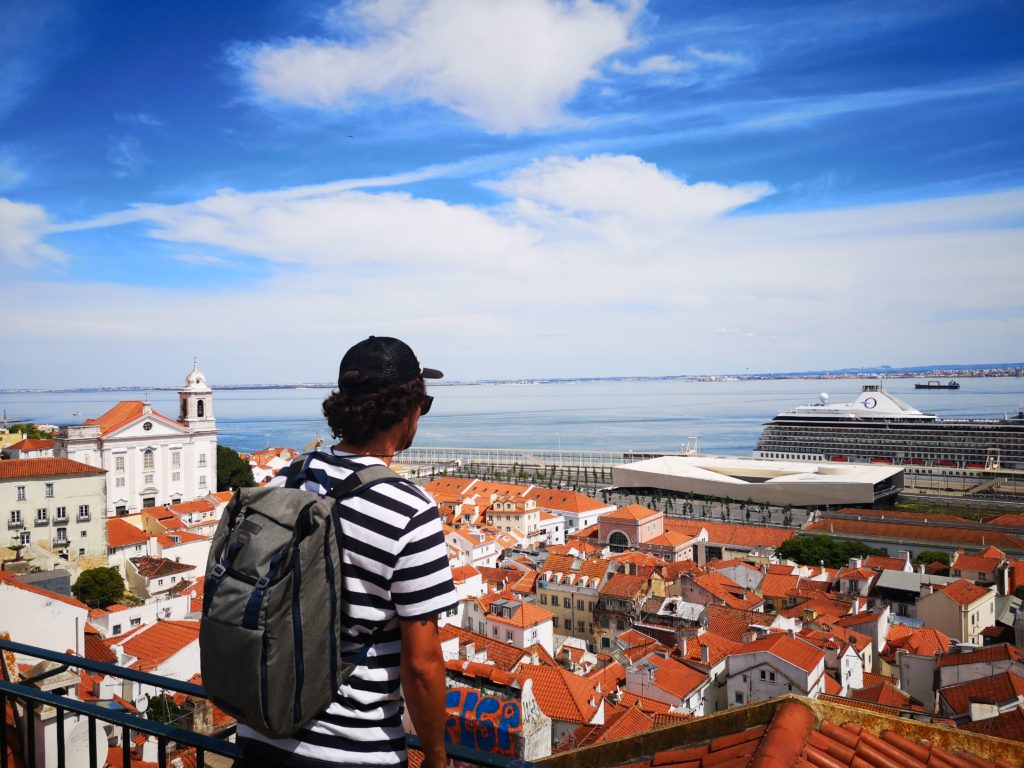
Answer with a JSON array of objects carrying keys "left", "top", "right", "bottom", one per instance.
[
  {"left": 753, "top": 384, "right": 1024, "bottom": 474},
  {"left": 914, "top": 380, "right": 960, "bottom": 390}
]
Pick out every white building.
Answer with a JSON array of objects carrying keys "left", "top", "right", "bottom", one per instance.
[
  {"left": 2, "top": 458, "right": 107, "bottom": 565},
  {"left": 0, "top": 571, "right": 89, "bottom": 659},
  {"left": 726, "top": 633, "right": 826, "bottom": 706},
  {"left": 58, "top": 363, "right": 218, "bottom": 516}
]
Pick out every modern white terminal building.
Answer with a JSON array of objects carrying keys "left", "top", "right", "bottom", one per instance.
[{"left": 612, "top": 455, "right": 903, "bottom": 507}]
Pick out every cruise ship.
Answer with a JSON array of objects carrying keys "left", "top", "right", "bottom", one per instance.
[{"left": 753, "top": 384, "right": 1024, "bottom": 475}]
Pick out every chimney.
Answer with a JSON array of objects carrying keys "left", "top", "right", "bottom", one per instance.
[
  {"left": 918, "top": 563, "right": 925, "bottom": 575},
  {"left": 680, "top": 635, "right": 688, "bottom": 657},
  {"left": 700, "top": 643, "right": 710, "bottom": 665}
]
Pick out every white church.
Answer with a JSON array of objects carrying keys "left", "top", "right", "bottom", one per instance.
[{"left": 59, "top": 363, "right": 218, "bottom": 516}]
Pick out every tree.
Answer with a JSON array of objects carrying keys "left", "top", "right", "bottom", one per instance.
[
  {"left": 6, "top": 422, "right": 53, "bottom": 440},
  {"left": 913, "top": 550, "right": 951, "bottom": 567},
  {"left": 72, "top": 567, "right": 125, "bottom": 608},
  {"left": 217, "top": 445, "right": 255, "bottom": 492},
  {"left": 777, "top": 535, "right": 886, "bottom": 569}
]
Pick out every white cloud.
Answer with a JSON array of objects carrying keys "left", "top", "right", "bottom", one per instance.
[
  {"left": 487, "top": 154, "right": 773, "bottom": 226},
  {"left": 108, "top": 135, "right": 148, "bottom": 177},
  {"left": 4, "top": 158, "right": 1023, "bottom": 386},
  {"left": 610, "top": 54, "right": 690, "bottom": 76},
  {"left": 686, "top": 45, "right": 749, "bottom": 68},
  {"left": 0, "top": 198, "right": 65, "bottom": 267},
  {"left": 115, "top": 112, "right": 164, "bottom": 128},
  {"left": 0, "top": 156, "right": 26, "bottom": 190},
  {"left": 233, "top": 0, "right": 641, "bottom": 133},
  {"left": 173, "top": 252, "right": 232, "bottom": 267}
]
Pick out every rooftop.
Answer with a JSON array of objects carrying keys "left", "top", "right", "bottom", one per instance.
[{"left": 0, "top": 457, "right": 106, "bottom": 479}]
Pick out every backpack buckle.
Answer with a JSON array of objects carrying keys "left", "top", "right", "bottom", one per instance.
[
  {"left": 211, "top": 563, "right": 227, "bottom": 579},
  {"left": 255, "top": 575, "right": 270, "bottom": 589}
]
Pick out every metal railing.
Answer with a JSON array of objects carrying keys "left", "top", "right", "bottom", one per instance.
[{"left": 1, "top": 639, "right": 541, "bottom": 768}]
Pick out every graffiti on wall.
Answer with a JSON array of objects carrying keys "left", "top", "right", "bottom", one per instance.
[{"left": 445, "top": 687, "right": 523, "bottom": 756}]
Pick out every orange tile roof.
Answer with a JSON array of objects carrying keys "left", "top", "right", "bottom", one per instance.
[
  {"left": 600, "top": 573, "right": 646, "bottom": 599},
  {"left": 107, "top": 518, "right": 151, "bottom": 549},
  {"left": 564, "top": 705, "right": 657, "bottom": 751},
  {"left": 603, "top": 504, "right": 661, "bottom": 522},
  {"left": 959, "top": 703, "right": 1024, "bottom": 743},
  {"left": 760, "top": 573, "right": 800, "bottom": 597},
  {"left": 937, "top": 579, "right": 992, "bottom": 606},
  {"left": 806, "top": 517, "right": 1024, "bottom": 551},
  {"left": 703, "top": 604, "right": 770, "bottom": 644},
  {"left": 478, "top": 592, "right": 554, "bottom": 628},
  {"left": 939, "top": 671, "right": 1024, "bottom": 716},
  {"left": 681, "top": 520, "right": 796, "bottom": 549},
  {"left": 735, "top": 633, "right": 825, "bottom": 673},
  {"left": 646, "top": 531, "right": 695, "bottom": 548},
  {"left": 679, "top": 630, "right": 740, "bottom": 667},
  {"left": 0, "top": 571, "right": 88, "bottom": 611},
  {"left": 951, "top": 552, "right": 1003, "bottom": 573},
  {"left": 0, "top": 458, "right": 105, "bottom": 479},
  {"left": 156, "top": 531, "right": 209, "bottom": 548},
  {"left": 641, "top": 654, "right": 708, "bottom": 699},
  {"left": 989, "top": 514, "right": 1024, "bottom": 528},
  {"left": 113, "top": 620, "right": 200, "bottom": 671},
  {"left": 129, "top": 556, "right": 194, "bottom": 579},
  {"left": 885, "top": 624, "right": 952, "bottom": 658},
  {"left": 7, "top": 438, "right": 55, "bottom": 451},
  {"left": 165, "top": 500, "right": 215, "bottom": 515},
  {"left": 515, "top": 663, "right": 603, "bottom": 724},
  {"left": 691, "top": 571, "right": 763, "bottom": 610},
  {"left": 936, "top": 643, "right": 1024, "bottom": 669},
  {"left": 525, "top": 487, "right": 608, "bottom": 514},
  {"left": 439, "top": 625, "right": 557, "bottom": 671},
  {"left": 850, "top": 682, "right": 913, "bottom": 709},
  {"left": 83, "top": 400, "right": 180, "bottom": 435},
  {"left": 863, "top": 554, "right": 909, "bottom": 571}
]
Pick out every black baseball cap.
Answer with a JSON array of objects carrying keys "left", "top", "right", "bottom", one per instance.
[{"left": 338, "top": 336, "right": 443, "bottom": 389}]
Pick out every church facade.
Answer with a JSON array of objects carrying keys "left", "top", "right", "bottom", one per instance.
[{"left": 58, "top": 364, "right": 218, "bottom": 515}]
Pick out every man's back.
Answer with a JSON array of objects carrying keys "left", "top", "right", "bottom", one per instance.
[{"left": 235, "top": 449, "right": 456, "bottom": 767}]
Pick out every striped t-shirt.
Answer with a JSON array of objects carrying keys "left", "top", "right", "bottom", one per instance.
[{"left": 236, "top": 449, "right": 457, "bottom": 767}]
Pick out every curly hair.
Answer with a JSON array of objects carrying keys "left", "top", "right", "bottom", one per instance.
[{"left": 322, "top": 372, "right": 426, "bottom": 445}]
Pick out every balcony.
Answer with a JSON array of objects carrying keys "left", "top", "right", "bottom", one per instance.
[
  {"left": 0, "top": 638, "right": 537, "bottom": 768},
  {"left": 7, "top": 519, "right": 24, "bottom": 530},
  {"left": 33, "top": 517, "right": 49, "bottom": 528},
  {"left": 52, "top": 538, "right": 69, "bottom": 548},
  {"left": 76, "top": 512, "right": 91, "bottom": 523}
]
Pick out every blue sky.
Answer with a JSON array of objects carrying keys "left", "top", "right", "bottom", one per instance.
[{"left": 1, "top": 0, "right": 1022, "bottom": 388}]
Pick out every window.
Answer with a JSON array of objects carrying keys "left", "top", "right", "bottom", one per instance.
[
  {"left": 130, "top": 617, "right": 142, "bottom": 627},
  {"left": 142, "top": 497, "right": 155, "bottom": 508},
  {"left": 19, "top": 531, "right": 30, "bottom": 545},
  {"left": 77, "top": 505, "right": 90, "bottom": 520},
  {"left": 492, "top": 627, "right": 498, "bottom": 637},
  {"left": 55, "top": 506, "right": 67, "bottom": 521},
  {"left": 157, "top": 579, "right": 164, "bottom": 586},
  {"left": 563, "top": 619, "right": 571, "bottom": 630},
  {"left": 563, "top": 597, "right": 571, "bottom": 608},
  {"left": 81, "top": 530, "right": 87, "bottom": 538},
  {"left": 197, "top": 399, "right": 205, "bottom": 418},
  {"left": 144, "top": 474, "right": 154, "bottom": 484},
  {"left": 760, "top": 670, "right": 766, "bottom": 680},
  {"left": 735, "top": 692, "right": 744, "bottom": 704},
  {"left": 506, "top": 630, "right": 512, "bottom": 640},
  {"left": 115, "top": 455, "right": 125, "bottom": 472},
  {"left": 172, "top": 452, "right": 181, "bottom": 467},
  {"left": 577, "top": 600, "right": 584, "bottom": 610},
  {"left": 16, "top": 486, "right": 26, "bottom": 501},
  {"left": 115, "top": 505, "right": 127, "bottom": 515},
  {"left": 143, "top": 450, "right": 154, "bottom": 470},
  {"left": 142, "top": 421, "right": 153, "bottom": 432},
  {"left": 10, "top": 509, "right": 22, "bottom": 525},
  {"left": 172, "top": 472, "right": 180, "bottom": 482},
  {"left": 56, "top": 527, "right": 67, "bottom": 543},
  {"left": 577, "top": 620, "right": 584, "bottom": 632},
  {"left": 115, "top": 477, "right": 125, "bottom": 487},
  {"left": 199, "top": 475, "right": 207, "bottom": 488},
  {"left": 198, "top": 453, "right": 207, "bottom": 467},
  {"left": 540, "top": 593, "right": 547, "bottom": 605},
  {"left": 112, "top": 624, "right": 122, "bottom": 635},
  {"left": 44, "top": 483, "right": 54, "bottom": 498}
]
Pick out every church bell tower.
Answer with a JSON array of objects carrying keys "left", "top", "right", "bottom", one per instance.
[{"left": 179, "top": 359, "right": 215, "bottom": 427}]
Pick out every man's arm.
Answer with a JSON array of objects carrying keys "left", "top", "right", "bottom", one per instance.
[{"left": 400, "top": 615, "right": 448, "bottom": 768}]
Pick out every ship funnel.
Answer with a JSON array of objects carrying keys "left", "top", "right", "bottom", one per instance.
[{"left": 820, "top": 393, "right": 829, "bottom": 404}]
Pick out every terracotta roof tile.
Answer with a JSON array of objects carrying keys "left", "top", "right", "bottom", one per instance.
[
  {"left": 129, "top": 556, "right": 194, "bottom": 579},
  {"left": 734, "top": 633, "right": 825, "bottom": 674},
  {"left": 113, "top": 620, "right": 200, "bottom": 672},
  {"left": 603, "top": 504, "right": 662, "bottom": 522},
  {"left": 0, "top": 571, "right": 87, "bottom": 611},
  {"left": 937, "top": 643, "right": 1024, "bottom": 668},
  {"left": 940, "top": 671, "right": 1024, "bottom": 716},
  {"left": 7, "top": 438, "right": 55, "bottom": 451},
  {"left": 959, "top": 704, "right": 1024, "bottom": 743},
  {"left": 807, "top": 517, "right": 1024, "bottom": 551},
  {"left": 83, "top": 401, "right": 179, "bottom": 436},
  {"left": 107, "top": 518, "right": 151, "bottom": 549},
  {"left": 516, "top": 663, "right": 603, "bottom": 724},
  {"left": 526, "top": 488, "right": 608, "bottom": 514},
  {"left": 938, "top": 579, "right": 992, "bottom": 606},
  {"left": 0, "top": 458, "right": 105, "bottom": 479}
]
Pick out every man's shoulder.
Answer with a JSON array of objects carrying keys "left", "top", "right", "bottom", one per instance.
[{"left": 275, "top": 451, "right": 436, "bottom": 510}]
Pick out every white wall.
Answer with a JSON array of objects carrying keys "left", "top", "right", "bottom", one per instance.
[{"left": 0, "top": 582, "right": 87, "bottom": 659}]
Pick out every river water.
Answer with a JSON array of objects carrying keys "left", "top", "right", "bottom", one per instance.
[{"left": 4, "top": 377, "right": 1022, "bottom": 456}]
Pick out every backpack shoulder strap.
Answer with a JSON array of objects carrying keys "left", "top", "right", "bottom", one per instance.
[{"left": 325, "top": 463, "right": 403, "bottom": 502}]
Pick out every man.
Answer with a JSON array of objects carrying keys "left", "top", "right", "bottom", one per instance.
[{"left": 235, "top": 336, "right": 456, "bottom": 768}]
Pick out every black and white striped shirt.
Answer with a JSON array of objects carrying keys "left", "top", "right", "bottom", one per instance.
[{"left": 236, "top": 449, "right": 457, "bottom": 767}]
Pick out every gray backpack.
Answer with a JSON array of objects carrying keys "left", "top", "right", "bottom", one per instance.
[{"left": 199, "top": 459, "right": 400, "bottom": 738}]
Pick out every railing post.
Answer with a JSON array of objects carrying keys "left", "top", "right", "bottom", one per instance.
[{"left": 56, "top": 707, "right": 65, "bottom": 768}]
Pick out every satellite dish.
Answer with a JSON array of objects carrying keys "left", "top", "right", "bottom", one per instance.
[
  {"left": 134, "top": 693, "right": 150, "bottom": 713},
  {"left": 820, "top": 393, "right": 830, "bottom": 403},
  {"left": 64, "top": 720, "right": 108, "bottom": 768}
]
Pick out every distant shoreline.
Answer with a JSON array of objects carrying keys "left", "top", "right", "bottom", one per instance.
[{"left": 2, "top": 364, "right": 1021, "bottom": 395}]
